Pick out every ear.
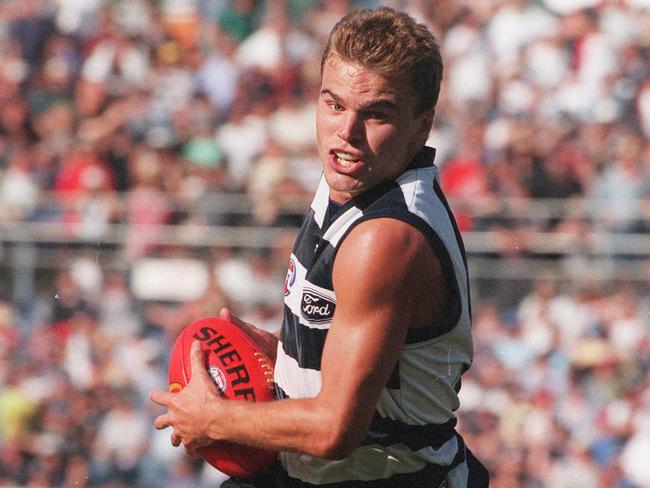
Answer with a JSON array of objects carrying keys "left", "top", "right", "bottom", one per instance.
[{"left": 416, "top": 107, "right": 435, "bottom": 142}]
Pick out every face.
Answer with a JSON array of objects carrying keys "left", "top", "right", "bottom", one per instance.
[{"left": 316, "top": 56, "right": 434, "bottom": 203}]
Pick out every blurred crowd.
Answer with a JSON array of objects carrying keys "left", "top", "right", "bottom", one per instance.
[
  {"left": 0, "top": 0, "right": 649, "bottom": 487},
  {"left": 462, "top": 279, "right": 650, "bottom": 487}
]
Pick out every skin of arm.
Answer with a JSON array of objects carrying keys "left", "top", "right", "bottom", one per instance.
[{"left": 151, "top": 217, "right": 446, "bottom": 459}]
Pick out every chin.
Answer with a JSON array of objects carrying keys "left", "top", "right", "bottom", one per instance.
[
  {"left": 327, "top": 176, "right": 360, "bottom": 192},
  {"left": 323, "top": 180, "right": 354, "bottom": 203}
]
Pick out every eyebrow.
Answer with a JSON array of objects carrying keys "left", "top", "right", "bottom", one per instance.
[{"left": 320, "top": 88, "right": 399, "bottom": 112}]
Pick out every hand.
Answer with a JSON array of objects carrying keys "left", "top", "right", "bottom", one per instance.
[
  {"left": 150, "top": 340, "right": 223, "bottom": 452},
  {"left": 219, "top": 308, "right": 279, "bottom": 362}
]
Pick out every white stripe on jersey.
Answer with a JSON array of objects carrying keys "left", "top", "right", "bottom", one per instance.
[
  {"left": 274, "top": 347, "right": 322, "bottom": 398},
  {"left": 284, "top": 253, "right": 333, "bottom": 331},
  {"left": 321, "top": 205, "right": 363, "bottom": 247},
  {"left": 311, "top": 176, "right": 330, "bottom": 228},
  {"left": 397, "top": 168, "right": 470, "bottom": 299}
]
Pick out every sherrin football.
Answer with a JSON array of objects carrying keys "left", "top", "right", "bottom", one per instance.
[{"left": 168, "top": 317, "right": 277, "bottom": 477}]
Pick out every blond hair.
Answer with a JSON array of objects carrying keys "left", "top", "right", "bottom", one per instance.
[{"left": 321, "top": 7, "right": 443, "bottom": 115}]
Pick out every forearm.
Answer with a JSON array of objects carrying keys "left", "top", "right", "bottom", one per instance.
[{"left": 207, "top": 396, "right": 342, "bottom": 458}]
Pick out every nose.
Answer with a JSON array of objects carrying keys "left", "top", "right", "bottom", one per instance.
[{"left": 336, "top": 111, "right": 364, "bottom": 144}]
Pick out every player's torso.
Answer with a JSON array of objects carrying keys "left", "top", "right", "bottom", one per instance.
[{"left": 274, "top": 161, "right": 474, "bottom": 485}]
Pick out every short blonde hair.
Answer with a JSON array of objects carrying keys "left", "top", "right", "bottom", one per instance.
[{"left": 321, "top": 7, "right": 443, "bottom": 115}]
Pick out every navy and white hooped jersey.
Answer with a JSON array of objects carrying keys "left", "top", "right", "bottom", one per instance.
[{"left": 275, "top": 147, "right": 475, "bottom": 487}]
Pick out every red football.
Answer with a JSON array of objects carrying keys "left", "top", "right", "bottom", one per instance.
[{"left": 168, "top": 317, "right": 277, "bottom": 477}]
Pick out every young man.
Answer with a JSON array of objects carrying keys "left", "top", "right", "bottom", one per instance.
[{"left": 151, "top": 7, "right": 488, "bottom": 487}]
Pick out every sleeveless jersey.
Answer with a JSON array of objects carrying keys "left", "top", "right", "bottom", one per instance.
[{"left": 274, "top": 147, "right": 474, "bottom": 486}]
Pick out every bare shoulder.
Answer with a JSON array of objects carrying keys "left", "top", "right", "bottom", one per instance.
[
  {"left": 334, "top": 217, "right": 437, "bottom": 279},
  {"left": 333, "top": 217, "right": 446, "bottom": 326}
]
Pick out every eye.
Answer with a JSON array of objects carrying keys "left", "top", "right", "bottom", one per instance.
[
  {"left": 330, "top": 102, "right": 344, "bottom": 113},
  {"left": 366, "top": 111, "right": 389, "bottom": 121}
]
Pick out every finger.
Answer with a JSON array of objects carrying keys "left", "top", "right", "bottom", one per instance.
[
  {"left": 220, "top": 307, "right": 248, "bottom": 329},
  {"left": 150, "top": 390, "right": 173, "bottom": 407},
  {"left": 184, "top": 446, "right": 200, "bottom": 457},
  {"left": 219, "top": 307, "right": 233, "bottom": 322},
  {"left": 220, "top": 307, "right": 255, "bottom": 337},
  {"left": 171, "top": 431, "right": 182, "bottom": 447},
  {"left": 154, "top": 413, "right": 172, "bottom": 430}
]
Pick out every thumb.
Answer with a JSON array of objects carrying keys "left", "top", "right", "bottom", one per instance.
[{"left": 189, "top": 340, "right": 208, "bottom": 380}]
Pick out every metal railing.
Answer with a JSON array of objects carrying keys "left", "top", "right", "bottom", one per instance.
[{"left": 1, "top": 192, "right": 648, "bottom": 283}]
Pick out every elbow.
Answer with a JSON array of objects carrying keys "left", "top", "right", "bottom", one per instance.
[{"left": 311, "top": 416, "right": 362, "bottom": 460}]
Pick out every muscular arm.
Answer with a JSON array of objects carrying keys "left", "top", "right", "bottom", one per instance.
[
  {"left": 315, "top": 217, "right": 446, "bottom": 455},
  {"left": 152, "top": 218, "right": 446, "bottom": 458}
]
